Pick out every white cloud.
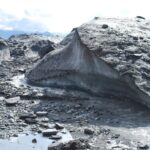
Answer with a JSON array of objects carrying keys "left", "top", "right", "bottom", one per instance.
[{"left": 0, "top": 0, "right": 150, "bottom": 33}]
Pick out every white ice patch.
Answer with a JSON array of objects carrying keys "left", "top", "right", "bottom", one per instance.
[{"left": 9, "top": 74, "right": 26, "bottom": 88}]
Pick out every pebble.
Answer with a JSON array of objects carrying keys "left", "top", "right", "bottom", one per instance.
[
  {"left": 48, "top": 139, "right": 87, "bottom": 150},
  {"left": 138, "top": 144, "right": 149, "bottom": 150},
  {"left": 25, "top": 118, "right": 37, "bottom": 124},
  {"left": 5, "top": 96, "right": 20, "bottom": 106},
  {"left": 84, "top": 128, "right": 94, "bottom": 135},
  {"left": 111, "top": 134, "right": 120, "bottom": 139},
  {"left": 49, "top": 135, "right": 62, "bottom": 140},
  {"left": 39, "top": 123, "right": 50, "bottom": 128},
  {"left": 19, "top": 113, "right": 37, "bottom": 120},
  {"left": 55, "top": 123, "right": 64, "bottom": 130},
  {"left": 36, "top": 111, "right": 48, "bottom": 117},
  {"left": 13, "top": 134, "right": 18, "bottom": 137},
  {"left": 102, "top": 24, "right": 109, "bottom": 29},
  {"left": 32, "top": 138, "right": 37, "bottom": 143},
  {"left": 41, "top": 118, "right": 49, "bottom": 123},
  {"left": 42, "top": 129, "right": 58, "bottom": 137}
]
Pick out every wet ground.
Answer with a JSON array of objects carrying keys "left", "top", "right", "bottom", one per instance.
[
  {"left": 0, "top": 56, "right": 150, "bottom": 149},
  {"left": 0, "top": 130, "right": 72, "bottom": 150},
  {"left": 0, "top": 133, "right": 52, "bottom": 150},
  {"left": 1, "top": 70, "right": 150, "bottom": 149}
]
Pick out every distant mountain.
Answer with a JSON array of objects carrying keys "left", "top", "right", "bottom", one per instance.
[{"left": 0, "top": 30, "right": 52, "bottom": 39}]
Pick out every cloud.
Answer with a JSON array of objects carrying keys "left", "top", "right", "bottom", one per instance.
[{"left": 0, "top": 0, "right": 150, "bottom": 33}]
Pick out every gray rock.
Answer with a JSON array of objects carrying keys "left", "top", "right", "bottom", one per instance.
[
  {"left": 19, "top": 113, "right": 37, "bottom": 120},
  {"left": 49, "top": 135, "right": 62, "bottom": 140},
  {"left": 32, "top": 138, "right": 37, "bottom": 143},
  {"left": 41, "top": 118, "right": 49, "bottom": 123},
  {"left": 138, "top": 144, "right": 149, "bottom": 150},
  {"left": 36, "top": 111, "right": 48, "bottom": 117},
  {"left": 48, "top": 139, "right": 89, "bottom": 150},
  {"left": 8, "top": 34, "right": 56, "bottom": 58},
  {"left": 39, "top": 123, "right": 50, "bottom": 128},
  {"left": 5, "top": 96, "right": 20, "bottom": 106},
  {"left": 102, "top": 24, "right": 109, "bottom": 29},
  {"left": 55, "top": 123, "right": 64, "bottom": 130},
  {"left": 25, "top": 118, "right": 37, "bottom": 124},
  {"left": 30, "top": 39, "right": 55, "bottom": 58},
  {"left": 136, "top": 16, "right": 146, "bottom": 20},
  {"left": 84, "top": 128, "right": 94, "bottom": 135},
  {"left": 42, "top": 129, "right": 58, "bottom": 137},
  {"left": 48, "top": 143, "right": 64, "bottom": 150}
]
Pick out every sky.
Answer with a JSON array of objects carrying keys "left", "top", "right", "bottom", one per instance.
[{"left": 0, "top": 0, "right": 150, "bottom": 33}]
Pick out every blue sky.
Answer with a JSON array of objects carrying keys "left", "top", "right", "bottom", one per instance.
[{"left": 0, "top": 0, "right": 150, "bottom": 33}]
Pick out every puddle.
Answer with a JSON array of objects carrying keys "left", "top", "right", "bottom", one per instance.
[{"left": 0, "top": 129, "right": 73, "bottom": 150}]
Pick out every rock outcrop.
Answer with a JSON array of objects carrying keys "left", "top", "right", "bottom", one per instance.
[
  {"left": 26, "top": 27, "right": 150, "bottom": 108},
  {"left": 8, "top": 34, "right": 57, "bottom": 58}
]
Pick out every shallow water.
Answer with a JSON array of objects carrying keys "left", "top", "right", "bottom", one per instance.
[{"left": 0, "top": 129, "right": 73, "bottom": 150}]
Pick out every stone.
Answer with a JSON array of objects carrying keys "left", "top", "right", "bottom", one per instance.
[
  {"left": 41, "top": 118, "right": 49, "bottom": 123},
  {"left": 18, "top": 68, "right": 25, "bottom": 73},
  {"left": 42, "top": 129, "right": 58, "bottom": 137},
  {"left": 49, "top": 135, "right": 62, "bottom": 140},
  {"left": 94, "top": 16, "right": 100, "bottom": 20},
  {"left": 5, "top": 96, "right": 20, "bottom": 106},
  {"left": 19, "top": 113, "right": 37, "bottom": 120},
  {"left": 84, "top": 128, "right": 94, "bottom": 135},
  {"left": 39, "top": 123, "right": 50, "bottom": 128},
  {"left": 13, "top": 134, "right": 18, "bottom": 137},
  {"left": 102, "top": 24, "right": 109, "bottom": 29},
  {"left": 25, "top": 118, "right": 37, "bottom": 124},
  {"left": 48, "top": 139, "right": 88, "bottom": 150},
  {"left": 48, "top": 143, "right": 63, "bottom": 150},
  {"left": 32, "top": 138, "right": 37, "bottom": 143},
  {"left": 36, "top": 111, "right": 48, "bottom": 117},
  {"left": 138, "top": 145, "right": 149, "bottom": 150},
  {"left": 111, "top": 134, "right": 120, "bottom": 139},
  {"left": 55, "top": 123, "right": 64, "bottom": 130},
  {"left": 136, "top": 16, "right": 146, "bottom": 20}
]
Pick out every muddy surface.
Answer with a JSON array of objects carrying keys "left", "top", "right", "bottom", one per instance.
[{"left": 0, "top": 31, "right": 150, "bottom": 149}]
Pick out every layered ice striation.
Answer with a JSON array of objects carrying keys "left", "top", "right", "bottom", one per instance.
[{"left": 26, "top": 28, "right": 150, "bottom": 108}]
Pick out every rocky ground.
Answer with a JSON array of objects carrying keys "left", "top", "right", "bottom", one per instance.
[{"left": 0, "top": 18, "right": 150, "bottom": 150}]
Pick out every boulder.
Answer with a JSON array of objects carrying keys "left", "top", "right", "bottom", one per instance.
[{"left": 5, "top": 96, "right": 20, "bottom": 106}]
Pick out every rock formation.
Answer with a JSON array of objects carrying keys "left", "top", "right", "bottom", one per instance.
[
  {"left": 26, "top": 27, "right": 150, "bottom": 108},
  {"left": 8, "top": 34, "right": 57, "bottom": 58}
]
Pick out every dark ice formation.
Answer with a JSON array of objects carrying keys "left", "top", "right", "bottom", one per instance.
[{"left": 26, "top": 29, "right": 150, "bottom": 108}]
